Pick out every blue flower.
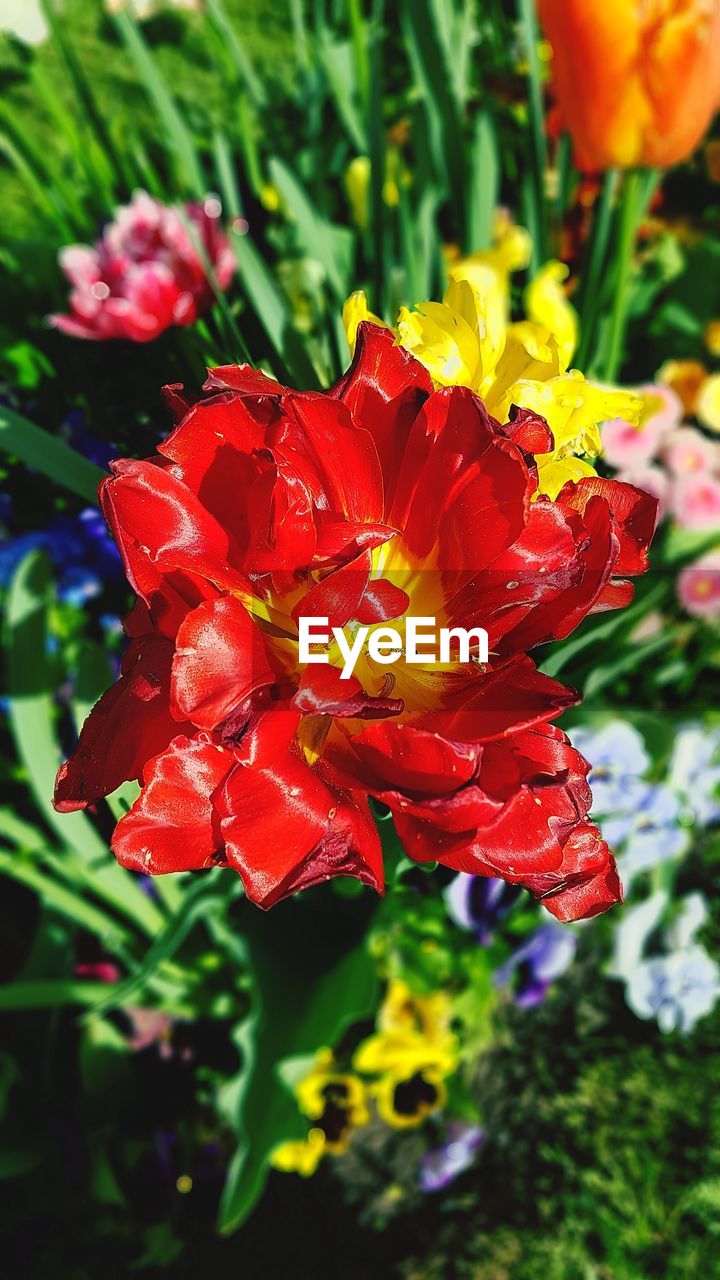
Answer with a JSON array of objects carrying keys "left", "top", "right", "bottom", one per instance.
[
  {"left": 444, "top": 875, "right": 521, "bottom": 944},
  {"left": 494, "top": 923, "right": 577, "bottom": 1008},
  {"left": 626, "top": 946, "right": 720, "bottom": 1034},
  {"left": 613, "top": 892, "right": 720, "bottom": 1034},
  {"left": 571, "top": 721, "right": 649, "bottom": 817},
  {"left": 0, "top": 508, "right": 121, "bottom": 604},
  {"left": 602, "top": 783, "right": 689, "bottom": 885},
  {"left": 669, "top": 725, "right": 720, "bottom": 828},
  {"left": 419, "top": 1122, "right": 484, "bottom": 1193}
]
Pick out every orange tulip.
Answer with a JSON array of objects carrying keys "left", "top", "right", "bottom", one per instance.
[{"left": 538, "top": 0, "right": 720, "bottom": 169}]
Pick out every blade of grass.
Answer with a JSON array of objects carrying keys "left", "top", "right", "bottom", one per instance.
[
  {"left": 230, "top": 231, "right": 321, "bottom": 386},
  {"left": 517, "top": 0, "right": 549, "bottom": 269},
  {"left": 467, "top": 110, "right": 498, "bottom": 252},
  {"left": 112, "top": 7, "right": 206, "bottom": 199},
  {"left": 0, "top": 406, "right": 107, "bottom": 504},
  {"left": 205, "top": 0, "right": 266, "bottom": 107},
  {"left": 4, "top": 553, "right": 165, "bottom": 938}
]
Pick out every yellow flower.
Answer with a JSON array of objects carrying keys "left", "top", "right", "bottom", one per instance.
[
  {"left": 373, "top": 1067, "right": 448, "bottom": 1128},
  {"left": 344, "top": 213, "right": 640, "bottom": 499},
  {"left": 658, "top": 359, "right": 720, "bottom": 433},
  {"left": 271, "top": 1128, "right": 326, "bottom": 1176},
  {"left": 295, "top": 1051, "right": 369, "bottom": 1145},
  {"left": 658, "top": 358, "right": 708, "bottom": 417},
  {"left": 698, "top": 373, "right": 720, "bottom": 434},
  {"left": 342, "top": 290, "right": 387, "bottom": 355},
  {"left": 271, "top": 1051, "right": 370, "bottom": 1175},
  {"left": 352, "top": 979, "right": 458, "bottom": 1130},
  {"left": 345, "top": 156, "right": 371, "bottom": 230},
  {"left": 524, "top": 261, "right": 579, "bottom": 368}
]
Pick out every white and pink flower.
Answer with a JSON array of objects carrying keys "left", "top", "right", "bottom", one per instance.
[{"left": 50, "top": 191, "right": 235, "bottom": 342}]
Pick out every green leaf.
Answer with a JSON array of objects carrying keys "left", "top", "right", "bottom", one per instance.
[
  {"left": 112, "top": 8, "right": 206, "bottom": 198},
  {"left": 268, "top": 156, "right": 354, "bottom": 301},
  {"left": 467, "top": 111, "right": 498, "bottom": 252},
  {"left": 0, "top": 850, "right": 131, "bottom": 948},
  {"left": 217, "top": 897, "right": 378, "bottom": 1233},
  {"left": 205, "top": 0, "right": 267, "bottom": 107},
  {"left": 229, "top": 231, "right": 320, "bottom": 387},
  {"left": 0, "top": 980, "right": 124, "bottom": 1011},
  {"left": 4, "top": 552, "right": 165, "bottom": 939},
  {"left": 0, "top": 405, "right": 107, "bottom": 505}
]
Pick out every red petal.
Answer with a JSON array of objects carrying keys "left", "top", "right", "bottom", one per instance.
[
  {"left": 170, "top": 595, "right": 275, "bottom": 729},
  {"left": 203, "top": 364, "right": 286, "bottom": 395},
  {"left": 218, "top": 748, "right": 383, "bottom": 907},
  {"left": 291, "top": 551, "right": 372, "bottom": 629},
  {"left": 314, "top": 521, "right": 397, "bottom": 565},
  {"left": 558, "top": 476, "right": 658, "bottom": 576},
  {"left": 331, "top": 322, "right": 432, "bottom": 503},
  {"left": 100, "top": 459, "right": 249, "bottom": 602},
  {"left": 54, "top": 636, "right": 190, "bottom": 811},
  {"left": 294, "top": 663, "right": 403, "bottom": 719},
  {"left": 355, "top": 578, "right": 410, "bottom": 624},
  {"left": 419, "top": 657, "right": 579, "bottom": 741},
  {"left": 111, "top": 735, "right": 231, "bottom": 873},
  {"left": 281, "top": 394, "right": 384, "bottom": 524},
  {"left": 502, "top": 404, "right": 554, "bottom": 454}
]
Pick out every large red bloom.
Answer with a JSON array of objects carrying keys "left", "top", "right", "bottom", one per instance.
[{"left": 54, "top": 324, "right": 657, "bottom": 918}]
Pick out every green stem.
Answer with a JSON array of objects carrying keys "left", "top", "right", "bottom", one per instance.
[
  {"left": 518, "top": 0, "right": 549, "bottom": 270},
  {"left": 604, "top": 169, "right": 643, "bottom": 381},
  {"left": 576, "top": 168, "right": 620, "bottom": 371}
]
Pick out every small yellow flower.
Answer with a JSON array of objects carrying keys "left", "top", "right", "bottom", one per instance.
[
  {"left": 343, "top": 214, "right": 641, "bottom": 498},
  {"left": 658, "top": 358, "right": 708, "bottom": 417},
  {"left": 271, "top": 1052, "right": 370, "bottom": 1175},
  {"left": 524, "top": 261, "right": 579, "bottom": 368},
  {"left": 698, "top": 373, "right": 720, "bottom": 434},
  {"left": 705, "top": 321, "right": 720, "bottom": 358},
  {"left": 271, "top": 1128, "right": 326, "bottom": 1176},
  {"left": 259, "top": 183, "right": 281, "bottom": 212},
  {"left": 342, "top": 290, "right": 387, "bottom": 354},
  {"left": 296, "top": 1053, "right": 369, "bottom": 1144},
  {"left": 345, "top": 156, "right": 371, "bottom": 230},
  {"left": 373, "top": 1067, "right": 448, "bottom": 1128}
]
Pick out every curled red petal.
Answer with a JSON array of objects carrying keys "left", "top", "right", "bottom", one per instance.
[
  {"left": 111, "top": 735, "right": 231, "bottom": 873},
  {"left": 218, "top": 749, "right": 383, "bottom": 907},
  {"left": 170, "top": 595, "right": 275, "bottom": 730},
  {"left": 558, "top": 476, "right": 658, "bottom": 576},
  {"left": 502, "top": 404, "right": 554, "bottom": 454},
  {"left": 294, "top": 663, "right": 403, "bottom": 719},
  {"left": 100, "top": 458, "right": 249, "bottom": 601},
  {"left": 53, "top": 635, "right": 189, "bottom": 812}
]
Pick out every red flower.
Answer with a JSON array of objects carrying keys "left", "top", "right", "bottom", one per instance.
[
  {"left": 49, "top": 192, "right": 235, "bottom": 342},
  {"left": 54, "top": 325, "right": 657, "bottom": 918}
]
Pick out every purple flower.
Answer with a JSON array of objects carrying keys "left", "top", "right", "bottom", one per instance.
[
  {"left": 494, "top": 923, "right": 577, "bottom": 1007},
  {"left": 420, "top": 1122, "right": 484, "bottom": 1193},
  {"left": 444, "top": 875, "right": 521, "bottom": 944}
]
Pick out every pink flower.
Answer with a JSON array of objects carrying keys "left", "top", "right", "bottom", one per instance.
[
  {"left": 677, "top": 552, "right": 720, "bottom": 619},
  {"left": 663, "top": 426, "right": 720, "bottom": 476},
  {"left": 602, "top": 384, "right": 681, "bottom": 469},
  {"left": 50, "top": 191, "right": 235, "bottom": 342},
  {"left": 615, "top": 464, "right": 671, "bottom": 520},
  {"left": 672, "top": 473, "right": 720, "bottom": 529}
]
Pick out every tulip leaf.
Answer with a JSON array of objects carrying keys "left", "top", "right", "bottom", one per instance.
[
  {"left": 268, "top": 156, "right": 354, "bottom": 303},
  {"left": 217, "top": 895, "right": 378, "bottom": 1234},
  {"left": 0, "top": 406, "right": 107, "bottom": 505},
  {"left": 3, "top": 552, "right": 165, "bottom": 939},
  {"left": 229, "top": 231, "right": 321, "bottom": 387}
]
